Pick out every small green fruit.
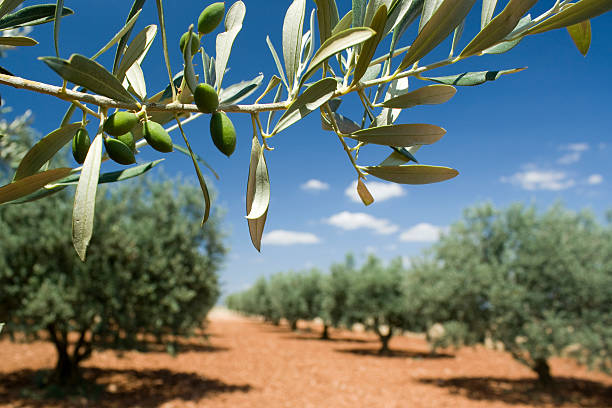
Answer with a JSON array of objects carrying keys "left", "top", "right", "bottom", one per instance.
[
  {"left": 193, "top": 83, "right": 219, "bottom": 114},
  {"left": 117, "top": 132, "right": 135, "bottom": 152},
  {"left": 210, "top": 111, "right": 236, "bottom": 157},
  {"left": 198, "top": 2, "right": 225, "bottom": 34},
  {"left": 142, "top": 121, "right": 173, "bottom": 153},
  {"left": 103, "top": 111, "right": 139, "bottom": 136},
  {"left": 105, "top": 137, "right": 136, "bottom": 165},
  {"left": 180, "top": 31, "right": 200, "bottom": 55},
  {"left": 72, "top": 128, "right": 90, "bottom": 164}
]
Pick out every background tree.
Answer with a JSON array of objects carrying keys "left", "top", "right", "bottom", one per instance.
[
  {"left": 320, "top": 253, "right": 356, "bottom": 339},
  {"left": 0, "top": 177, "right": 226, "bottom": 384},
  {"left": 409, "top": 203, "right": 612, "bottom": 383}
]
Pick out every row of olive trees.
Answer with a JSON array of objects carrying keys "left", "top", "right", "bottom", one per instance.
[{"left": 227, "top": 203, "right": 612, "bottom": 383}]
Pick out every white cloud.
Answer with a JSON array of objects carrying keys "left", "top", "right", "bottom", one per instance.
[
  {"left": 557, "top": 143, "right": 589, "bottom": 164},
  {"left": 399, "top": 223, "right": 446, "bottom": 242},
  {"left": 501, "top": 168, "right": 575, "bottom": 191},
  {"left": 261, "top": 230, "right": 320, "bottom": 245},
  {"left": 587, "top": 174, "right": 603, "bottom": 185},
  {"left": 345, "top": 180, "right": 406, "bottom": 203},
  {"left": 301, "top": 179, "right": 330, "bottom": 191},
  {"left": 326, "top": 211, "right": 399, "bottom": 235}
]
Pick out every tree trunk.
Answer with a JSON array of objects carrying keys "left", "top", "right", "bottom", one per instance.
[
  {"left": 534, "top": 358, "right": 553, "bottom": 384},
  {"left": 378, "top": 333, "right": 392, "bottom": 354},
  {"left": 290, "top": 320, "right": 298, "bottom": 331},
  {"left": 54, "top": 347, "right": 81, "bottom": 385},
  {"left": 47, "top": 325, "right": 90, "bottom": 385},
  {"left": 321, "top": 324, "right": 329, "bottom": 340}
]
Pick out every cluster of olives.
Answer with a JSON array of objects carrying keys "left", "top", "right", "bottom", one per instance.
[
  {"left": 180, "top": 2, "right": 237, "bottom": 158},
  {"left": 72, "top": 111, "right": 173, "bottom": 165}
]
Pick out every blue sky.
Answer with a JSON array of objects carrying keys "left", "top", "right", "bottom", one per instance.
[{"left": 2, "top": 1, "right": 611, "bottom": 295}]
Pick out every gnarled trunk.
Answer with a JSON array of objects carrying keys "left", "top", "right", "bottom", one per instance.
[
  {"left": 47, "top": 324, "right": 91, "bottom": 385},
  {"left": 534, "top": 358, "right": 553, "bottom": 384},
  {"left": 321, "top": 324, "right": 329, "bottom": 340}
]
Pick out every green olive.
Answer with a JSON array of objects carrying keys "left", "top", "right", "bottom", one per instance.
[
  {"left": 105, "top": 137, "right": 136, "bottom": 165},
  {"left": 198, "top": 2, "right": 225, "bottom": 35},
  {"left": 103, "top": 111, "right": 139, "bottom": 136},
  {"left": 142, "top": 121, "right": 173, "bottom": 153},
  {"left": 72, "top": 128, "right": 90, "bottom": 164},
  {"left": 193, "top": 83, "right": 219, "bottom": 114},
  {"left": 209, "top": 111, "right": 236, "bottom": 157},
  {"left": 116, "top": 132, "right": 136, "bottom": 152},
  {"left": 180, "top": 31, "right": 200, "bottom": 55}
]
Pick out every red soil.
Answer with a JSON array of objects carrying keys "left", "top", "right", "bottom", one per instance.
[{"left": 1, "top": 309, "right": 610, "bottom": 407}]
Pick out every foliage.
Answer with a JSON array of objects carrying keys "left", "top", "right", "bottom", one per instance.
[
  {"left": 408, "top": 203, "right": 612, "bottom": 382},
  {"left": 0, "top": 0, "right": 609, "bottom": 256},
  {"left": 0, "top": 177, "right": 226, "bottom": 384}
]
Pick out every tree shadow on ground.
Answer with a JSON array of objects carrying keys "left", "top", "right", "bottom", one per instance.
[
  {"left": 0, "top": 367, "right": 252, "bottom": 408},
  {"left": 336, "top": 347, "right": 454, "bottom": 359},
  {"left": 419, "top": 376, "right": 612, "bottom": 407},
  {"left": 283, "top": 334, "right": 374, "bottom": 344}
]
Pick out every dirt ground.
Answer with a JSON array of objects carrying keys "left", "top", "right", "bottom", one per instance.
[{"left": 1, "top": 308, "right": 611, "bottom": 408}]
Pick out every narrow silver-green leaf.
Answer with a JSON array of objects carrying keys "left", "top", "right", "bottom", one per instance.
[
  {"left": 54, "top": 159, "right": 164, "bottom": 186},
  {"left": 380, "top": 145, "right": 420, "bottom": 165},
  {"left": 363, "top": 164, "right": 458, "bottom": 184},
  {"left": 256, "top": 75, "right": 282, "bottom": 104},
  {"left": 267, "top": 82, "right": 284, "bottom": 134},
  {"left": 398, "top": 0, "right": 476, "bottom": 71},
  {"left": 378, "top": 84, "right": 456, "bottom": 108},
  {"left": 302, "top": 27, "right": 375, "bottom": 83},
  {"left": 352, "top": 5, "right": 387, "bottom": 85},
  {"left": 220, "top": 73, "right": 264, "bottom": 105},
  {"left": 314, "top": 0, "right": 340, "bottom": 44},
  {"left": 283, "top": 0, "right": 306, "bottom": 91},
  {"left": 0, "top": 36, "right": 37, "bottom": 46},
  {"left": 384, "top": 0, "right": 416, "bottom": 36},
  {"left": 116, "top": 24, "right": 157, "bottom": 81},
  {"left": 246, "top": 149, "right": 270, "bottom": 220},
  {"left": 215, "top": 1, "right": 246, "bottom": 90},
  {"left": 91, "top": 10, "right": 143, "bottom": 60},
  {"left": 40, "top": 54, "right": 137, "bottom": 103},
  {"left": 0, "top": 0, "right": 26, "bottom": 20},
  {"left": 460, "top": 0, "right": 536, "bottom": 58},
  {"left": 14, "top": 123, "right": 80, "bottom": 180},
  {"left": 246, "top": 136, "right": 267, "bottom": 251},
  {"left": 526, "top": 0, "right": 612, "bottom": 36},
  {"left": 125, "top": 62, "right": 147, "bottom": 101},
  {"left": 112, "top": 0, "right": 146, "bottom": 73},
  {"left": 0, "top": 4, "right": 73, "bottom": 30},
  {"left": 481, "top": 0, "right": 498, "bottom": 29},
  {"left": 266, "top": 36, "right": 289, "bottom": 90},
  {"left": 182, "top": 25, "right": 198, "bottom": 94},
  {"left": 0, "top": 168, "right": 71, "bottom": 205},
  {"left": 333, "top": 10, "right": 353, "bottom": 35},
  {"left": 482, "top": 14, "right": 531, "bottom": 54},
  {"left": 357, "top": 178, "right": 374, "bottom": 206},
  {"left": 348, "top": 123, "right": 445, "bottom": 146},
  {"left": 449, "top": 19, "right": 465, "bottom": 57},
  {"left": 321, "top": 112, "right": 361, "bottom": 133},
  {"left": 423, "top": 67, "right": 525, "bottom": 86},
  {"left": 352, "top": 0, "right": 367, "bottom": 27},
  {"left": 72, "top": 133, "right": 103, "bottom": 261},
  {"left": 418, "top": 0, "right": 443, "bottom": 33},
  {"left": 567, "top": 19, "right": 591, "bottom": 56},
  {"left": 272, "top": 77, "right": 337, "bottom": 135},
  {"left": 53, "top": 0, "right": 63, "bottom": 56},
  {"left": 389, "top": 0, "right": 424, "bottom": 52}
]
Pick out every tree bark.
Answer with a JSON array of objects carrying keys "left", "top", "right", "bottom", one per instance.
[
  {"left": 534, "top": 358, "right": 553, "bottom": 384},
  {"left": 290, "top": 320, "right": 298, "bottom": 331},
  {"left": 321, "top": 324, "right": 329, "bottom": 340}
]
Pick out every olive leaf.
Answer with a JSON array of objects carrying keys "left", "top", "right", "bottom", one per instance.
[
  {"left": 357, "top": 178, "right": 374, "bottom": 206},
  {"left": 352, "top": 0, "right": 367, "bottom": 27},
  {"left": 266, "top": 36, "right": 289, "bottom": 90},
  {"left": 314, "top": 0, "right": 340, "bottom": 44},
  {"left": 482, "top": 14, "right": 531, "bottom": 55},
  {"left": 255, "top": 75, "right": 282, "bottom": 104},
  {"left": 246, "top": 147, "right": 270, "bottom": 220},
  {"left": 54, "top": 159, "right": 165, "bottom": 186},
  {"left": 302, "top": 27, "right": 376, "bottom": 85},
  {"left": 125, "top": 62, "right": 147, "bottom": 101},
  {"left": 246, "top": 136, "right": 267, "bottom": 251},
  {"left": 397, "top": 0, "right": 476, "bottom": 71},
  {"left": 91, "top": 10, "right": 143, "bottom": 60},
  {"left": 567, "top": 20, "right": 591, "bottom": 56},
  {"left": 423, "top": 68, "right": 526, "bottom": 86},
  {"left": 526, "top": 0, "right": 612, "bottom": 36},
  {"left": 0, "top": 0, "right": 26, "bottom": 20},
  {"left": 363, "top": 164, "right": 458, "bottom": 184},
  {"left": 481, "top": 0, "right": 498, "bottom": 29},
  {"left": 215, "top": 1, "right": 246, "bottom": 90},
  {"left": 0, "top": 36, "right": 37, "bottom": 46},
  {"left": 0, "top": 167, "right": 72, "bottom": 205},
  {"left": 53, "top": 0, "right": 64, "bottom": 56},
  {"left": 112, "top": 0, "right": 146, "bottom": 73},
  {"left": 220, "top": 73, "right": 264, "bottom": 105},
  {"left": 272, "top": 77, "right": 337, "bottom": 135},
  {"left": 0, "top": 4, "right": 73, "bottom": 30},
  {"left": 283, "top": 0, "right": 306, "bottom": 91},
  {"left": 13, "top": 123, "right": 81, "bottom": 181},
  {"left": 40, "top": 54, "right": 137, "bottom": 103},
  {"left": 352, "top": 5, "right": 387, "bottom": 85},
  {"left": 348, "top": 123, "right": 445, "bottom": 147},
  {"left": 72, "top": 133, "right": 103, "bottom": 261},
  {"left": 116, "top": 24, "right": 157, "bottom": 82},
  {"left": 418, "top": 0, "right": 443, "bottom": 33},
  {"left": 321, "top": 112, "right": 361, "bottom": 134},
  {"left": 333, "top": 10, "right": 353, "bottom": 35},
  {"left": 182, "top": 25, "right": 198, "bottom": 94},
  {"left": 379, "top": 147, "right": 420, "bottom": 166},
  {"left": 460, "top": 0, "right": 537, "bottom": 58},
  {"left": 384, "top": 0, "right": 419, "bottom": 37},
  {"left": 378, "top": 84, "right": 456, "bottom": 109}
]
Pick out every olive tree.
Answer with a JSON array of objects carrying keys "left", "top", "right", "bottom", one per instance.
[
  {"left": 320, "top": 253, "right": 357, "bottom": 339},
  {"left": 0, "top": 0, "right": 609, "bottom": 256},
  {"left": 0, "top": 178, "right": 226, "bottom": 384},
  {"left": 408, "top": 203, "right": 612, "bottom": 383}
]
